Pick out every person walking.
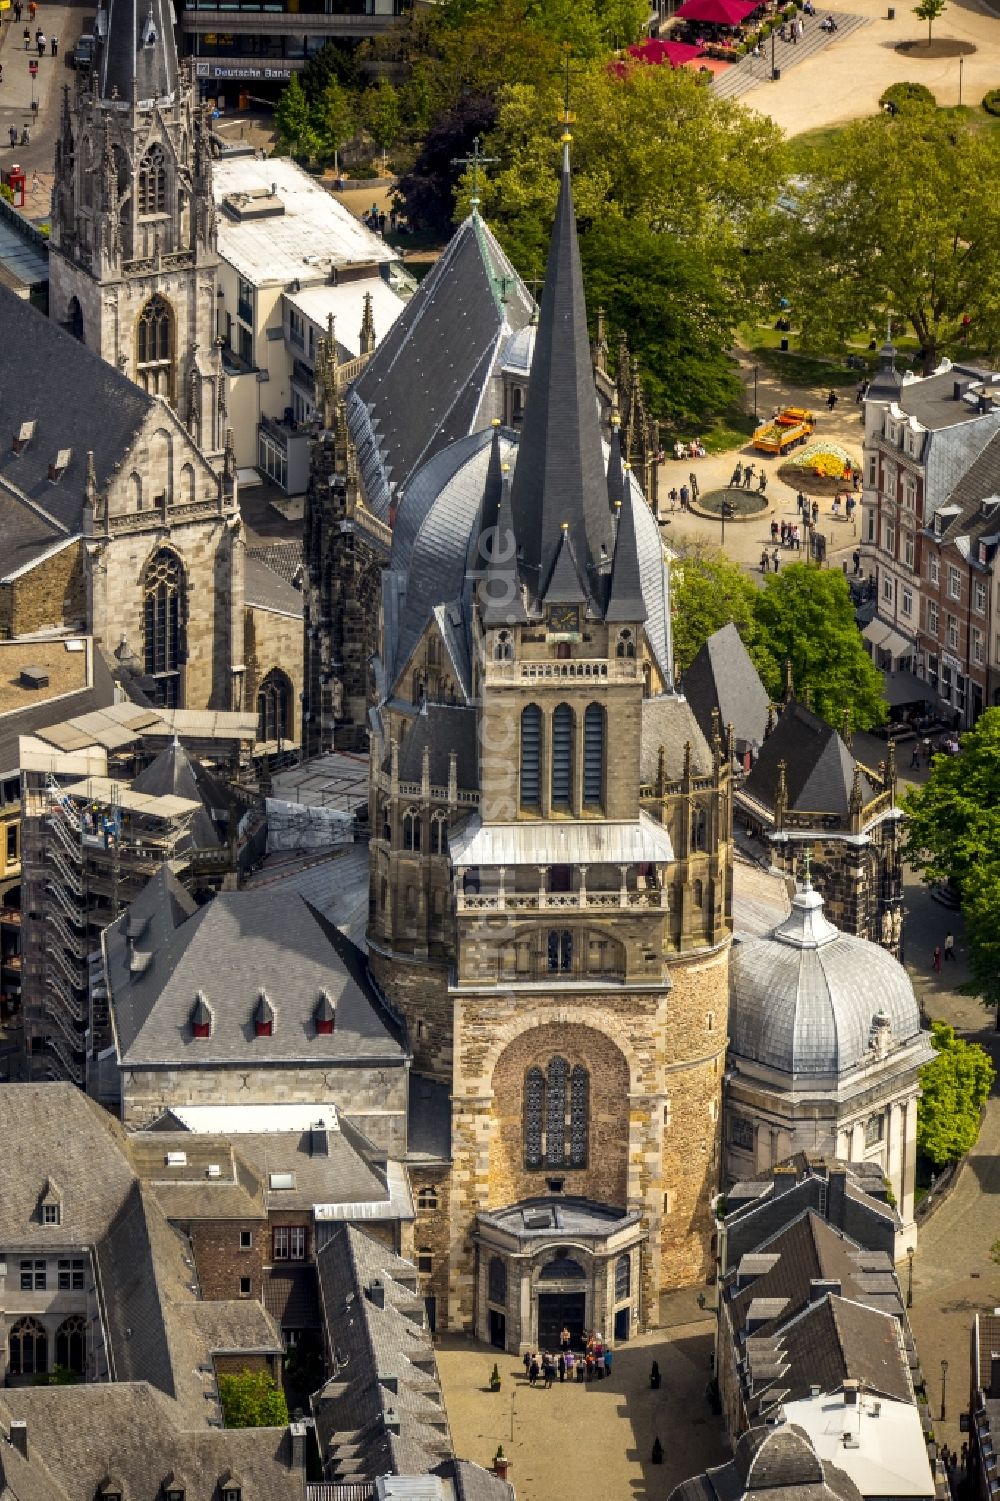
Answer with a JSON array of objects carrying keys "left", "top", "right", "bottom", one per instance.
[
  {"left": 668, "top": 487, "right": 678, "bottom": 511},
  {"left": 20, "top": 123, "right": 30, "bottom": 145},
  {"left": 560, "top": 1326, "right": 571, "bottom": 1355},
  {"left": 731, "top": 462, "right": 743, "bottom": 488},
  {"left": 760, "top": 550, "right": 769, "bottom": 574},
  {"left": 8, "top": 125, "right": 17, "bottom": 147},
  {"left": 50, "top": 34, "right": 58, "bottom": 55},
  {"left": 811, "top": 500, "right": 819, "bottom": 523},
  {"left": 772, "top": 548, "right": 780, "bottom": 572},
  {"left": 758, "top": 470, "right": 768, "bottom": 494},
  {"left": 28, "top": 0, "right": 36, "bottom": 19},
  {"left": 522, "top": 1349, "right": 532, "bottom": 1380},
  {"left": 564, "top": 1349, "right": 575, "bottom": 1381},
  {"left": 689, "top": 470, "right": 700, "bottom": 501},
  {"left": 529, "top": 1354, "right": 540, "bottom": 1386},
  {"left": 743, "top": 463, "right": 755, "bottom": 490},
  {"left": 770, "top": 519, "right": 779, "bottom": 544},
  {"left": 557, "top": 1352, "right": 566, "bottom": 1382},
  {"left": 679, "top": 484, "right": 690, "bottom": 510},
  {"left": 944, "top": 932, "right": 956, "bottom": 962},
  {"left": 604, "top": 1347, "right": 613, "bottom": 1379},
  {"left": 23, "top": 26, "right": 31, "bottom": 49},
  {"left": 826, "top": 389, "right": 838, "bottom": 411},
  {"left": 576, "top": 1353, "right": 586, "bottom": 1382},
  {"left": 542, "top": 1355, "right": 555, "bottom": 1389},
  {"left": 36, "top": 31, "right": 46, "bottom": 56},
  {"left": 910, "top": 743, "right": 920, "bottom": 770},
  {"left": 13, "top": 0, "right": 21, "bottom": 20},
  {"left": 932, "top": 945, "right": 942, "bottom": 974}
]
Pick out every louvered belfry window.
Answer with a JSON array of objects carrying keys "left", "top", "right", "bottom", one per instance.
[
  {"left": 551, "top": 703, "right": 573, "bottom": 808},
  {"left": 520, "top": 703, "right": 542, "bottom": 808},
  {"left": 583, "top": 702, "right": 604, "bottom": 807}
]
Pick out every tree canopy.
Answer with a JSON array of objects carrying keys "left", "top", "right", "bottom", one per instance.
[
  {"left": 218, "top": 1370, "right": 289, "bottom": 1429},
  {"left": 671, "top": 544, "right": 775, "bottom": 680},
  {"left": 788, "top": 112, "right": 1000, "bottom": 370},
  {"left": 902, "top": 708, "right": 1000, "bottom": 1004},
  {"left": 917, "top": 1020, "right": 994, "bottom": 1167}
]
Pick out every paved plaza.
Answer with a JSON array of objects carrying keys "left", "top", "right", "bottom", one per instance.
[{"left": 436, "top": 1316, "right": 728, "bottom": 1501}]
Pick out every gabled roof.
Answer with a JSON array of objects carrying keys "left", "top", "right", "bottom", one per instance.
[
  {"left": 683, "top": 623, "right": 771, "bottom": 755},
  {"left": 639, "top": 694, "right": 714, "bottom": 783},
  {"left": 933, "top": 428, "right": 1000, "bottom": 541},
  {"left": 244, "top": 554, "right": 304, "bottom": 617},
  {"left": 348, "top": 216, "right": 533, "bottom": 524},
  {"left": 774, "top": 1294, "right": 912, "bottom": 1404},
  {"left": 131, "top": 740, "right": 222, "bottom": 849},
  {"left": 0, "top": 287, "right": 153, "bottom": 573},
  {"left": 541, "top": 525, "right": 591, "bottom": 606},
  {"left": 107, "top": 881, "right": 404, "bottom": 1066},
  {"left": 744, "top": 701, "right": 874, "bottom": 818},
  {"left": 395, "top": 703, "right": 478, "bottom": 789},
  {"left": 508, "top": 145, "right": 613, "bottom": 605}
]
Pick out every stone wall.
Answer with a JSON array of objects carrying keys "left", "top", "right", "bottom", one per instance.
[
  {"left": 368, "top": 946, "right": 452, "bottom": 1081},
  {"left": 189, "top": 1217, "right": 266, "bottom": 1302},
  {"left": 409, "top": 1165, "right": 452, "bottom": 1325},
  {"left": 244, "top": 602, "right": 304, "bottom": 745},
  {"left": 0, "top": 542, "right": 86, "bottom": 638}
]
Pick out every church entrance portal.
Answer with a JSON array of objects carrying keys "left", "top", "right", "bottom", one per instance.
[
  {"left": 537, "top": 1291, "right": 585, "bottom": 1349},
  {"left": 614, "top": 1306, "right": 630, "bottom": 1342},
  {"left": 489, "top": 1309, "right": 506, "bottom": 1348}
]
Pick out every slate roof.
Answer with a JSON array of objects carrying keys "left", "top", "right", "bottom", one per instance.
[
  {"left": 131, "top": 740, "right": 222, "bottom": 849},
  {"left": 890, "top": 363, "right": 1000, "bottom": 431},
  {"left": 726, "top": 1211, "right": 900, "bottom": 1339},
  {"left": 0, "top": 287, "right": 153, "bottom": 574},
  {"left": 264, "top": 1265, "right": 321, "bottom": 1330},
  {"left": 934, "top": 429, "right": 1000, "bottom": 537},
  {"left": 231, "top": 1129, "right": 388, "bottom": 1213},
  {"left": 107, "top": 878, "right": 404, "bottom": 1066},
  {"left": 605, "top": 475, "right": 648, "bottom": 622},
  {"left": 772, "top": 1294, "right": 912, "bottom": 1404},
  {"left": 509, "top": 146, "right": 613, "bottom": 606},
  {"left": 348, "top": 216, "right": 533, "bottom": 524},
  {"left": 683, "top": 624, "right": 771, "bottom": 755},
  {"left": 669, "top": 1424, "right": 863, "bottom": 1501},
  {"left": 313, "top": 1226, "right": 451, "bottom": 1483},
  {"left": 0, "top": 1385, "right": 306, "bottom": 1501},
  {"left": 406, "top": 1075, "right": 451, "bottom": 1162},
  {"left": 97, "top": 0, "right": 179, "bottom": 104},
  {"left": 396, "top": 703, "right": 478, "bottom": 788},
  {"left": 245, "top": 541, "right": 304, "bottom": 586},
  {"left": 244, "top": 554, "right": 304, "bottom": 617},
  {"left": 640, "top": 694, "right": 714, "bottom": 783},
  {"left": 743, "top": 701, "right": 874, "bottom": 818}
]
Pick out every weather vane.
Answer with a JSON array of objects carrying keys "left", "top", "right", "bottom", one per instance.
[{"left": 451, "top": 135, "right": 498, "bottom": 213}]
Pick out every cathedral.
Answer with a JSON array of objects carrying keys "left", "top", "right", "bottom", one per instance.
[
  {"left": 0, "top": 0, "right": 303, "bottom": 734},
  {"left": 346, "top": 141, "right": 734, "bottom": 1346}
]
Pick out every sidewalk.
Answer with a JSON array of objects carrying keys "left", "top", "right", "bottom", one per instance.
[{"left": 0, "top": 0, "right": 83, "bottom": 222}]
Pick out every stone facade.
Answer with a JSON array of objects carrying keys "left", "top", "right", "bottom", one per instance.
[
  {"left": 0, "top": 542, "right": 86, "bottom": 639},
  {"left": 188, "top": 1217, "right": 266, "bottom": 1302},
  {"left": 244, "top": 601, "right": 305, "bottom": 747},
  {"left": 120, "top": 1062, "right": 408, "bottom": 1154}
]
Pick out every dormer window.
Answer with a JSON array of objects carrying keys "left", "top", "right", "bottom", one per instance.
[
  {"left": 190, "top": 992, "right": 212, "bottom": 1039},
  {"left": 163, "top": 1473, "right": 186, "bottom": 1501},
  {"left": 43, "top": 1204, "right": 60, "bottom": 1225},
  {"left": 98, "top": 1476, "right": 124, "bottom": 1501},
  {"left": 253, "top": 991, "right": 274, "bottom": 1038},
  {"left": 40, "top": 1178, "right": 62, "bottom": 1226},
  {"left": 314, "top": 990, "right": 336, "bottom": 1036},
  {"left": 219, "top": 1470, "right": 242, "bottom": 1501}
]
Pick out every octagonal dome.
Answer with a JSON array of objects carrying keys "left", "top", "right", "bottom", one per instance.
[{"left": 730, "top": 882, "right": 922, "bottom": 1077}]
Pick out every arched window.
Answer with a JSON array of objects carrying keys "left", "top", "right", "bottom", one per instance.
[
  {"left": 691, "top": 806, "right": 707, "bottom": 850},
  {"left": 55, "top": 1315, "right": 86, "bottom": 1374},
  {"left": 430, "top": 813, "right": 448, "bottom": 855},
  {"left": 546, "top": 1055, "right": 568, "bottom": 1166},
  {"left": 257, "top": 669, "right": 291, "bottom": 744},
  {"left": 614, "top": 1254, "right": 630, "bottom": 1302},
  {"left": 403, "top": 807, "right": 421, "bottom": 852},
  {"left": 67, "top": 296, "right": 84, "bottom": 342},
  {"left": 524, "top": 1058, "right": 590, "bottom": 1170},
  {"left": 488, "top": 1255, "right": 507, "bottom": 1307},
  {"left": 583, "top": 703, "right": 605, "bottom": 808},
  {"left": 10, "top": 1316, "right": 47, "bottom": 1376},
  {"left": 180, "top": 462, "right": 196, "bottom": 504},
  {"left": 547, "top": 930, "right": 572, "bottom": 972},
  {"left": 616, "top": 628, "right": 636, "bottom": 659},
  {"left": 417, "top": 1186, "right": 439, "bottom": 1211},
  {"left": 694, "top": 878, "right": 704, "bottom": 907},
  {"left": 551, "top": 703, "right": 573, "bottom": 809},
  {"left": 520, "top": 704, "right": 542, "bottom": 810},
  {"left": 129, "top": 472, "right": 143, "bottom": 511},
  {"left": 143, "top": 549, "right": 185, "bottom": 706},
  {"left": 570, "top": 1064, "right": 588, "bottom": 1167},
  {"left": 525, "top": 1066, "right": 544, "bottom": 1169},
  {"left": 136, "top": 294, "right": 173, "bottom": 397},
  {"left": 138, "top": 143, "right": 167, "bottom": 215},
  {"left": 494, "top": 630, "right": 514, "bottom": 662},
  {"left": 511, "top": 386, "right": 524, "bottom": 425}
]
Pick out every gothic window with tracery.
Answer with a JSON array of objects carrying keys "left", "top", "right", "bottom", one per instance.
[
  {"left": 403, "top": 807, "right": 421, "bottom": 852},
  {"left": 494, "top": 629, "right": 514, "bottom": 662},
  {"left": 55, "top": 1315, "right": 86, "bottom": 1374},
  {"left": 616, "top": 628, "right": 636, "bottom": 659},
  {"left": 138, "top": 143, "right": 166, "bottom": 214},
  {"left": 143, "top": 549, "right": 185, "bottom": 706},
  {"left": 136, "top": 294, "right": 174, "bottom": 396},
  {"left": 257, "top": 669, "right": 292, "bottom": 744},
  {"left": 524, "top": 1057, "right": 590, "bottom": 1170},
  {"left": 583, "top": 703, "right": 605, "bottom": 808},
  {"left": 551, "top": 703, "right": 573, "bottom": 808},
  {"left": 614, "top": 1254, "right": 630, "bottom": 1301},
  {"left": 430, "top": 813, "right": 448, "bottom": 855},
  {"left": 9, "top": 1317, "right": 47, "bottom": 1376}
]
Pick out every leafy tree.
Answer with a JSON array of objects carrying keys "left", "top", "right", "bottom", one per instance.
[
  {"left": 218, "top": 1369, "right": 289, "bottom": 1429},
  {"left": 790, "top": 113, "right": 1000, "bottom": 370},
  {"left": 395, "top": 93, "right": 498, "bottom": 235},
  {"left": 912, "top": 0, "right": 946, "bottom": 44},
  {"left": 670, "top": 543, "right": 776, "bottom": 681},
  {"left": 753, "top": 565, "right": 888, "bottom": 730},
  {"left": 902, "top": 708, "right": 1000, "bottom": 1004},
  {"left": 917, "top": 1020, "right": 994, "bottom": 1166},
  {"left": 273, "top": 75, "right": 321, "bottom": 162},
  {"left": 878, "top": 80, "right": 936, "bottom": 113},
  {"left": 363, "top": 78, "right": 401, "bottom": 159},
  {"left": 301, "top": 40, "right": 359, "bottom": 104},
  {"left": 318, "top": 78, "right": 356, "bottom": 167}
]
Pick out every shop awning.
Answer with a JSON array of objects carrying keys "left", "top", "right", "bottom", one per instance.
[
  {"left": 626, "top": 38, "right": 705, "bottom": 65},
  {"left": 675, "top": 0, "right": 759, "bottom": 24},
  {"left": 862, "top": 618, "right": 913, "bottom": 660},
  {"left": 883, "top": 671, "right": 934, "bottom": 708}
]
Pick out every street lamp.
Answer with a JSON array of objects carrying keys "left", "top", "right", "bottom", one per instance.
[
  {"left": 941, "top": 1359, "right": 949, "bottom": 1422},
  {"left": 906, "top": 1246, "right": 914, "bottom": 1309}
]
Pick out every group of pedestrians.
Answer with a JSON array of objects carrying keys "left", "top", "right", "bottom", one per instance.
[
  {"left": 730, "top": 461, "right": 767, "bottom": 494},
  {"left": 931, "top": 933, "right": 957, "bottom": 973},
  {"left": 522, "top": 1328, "right": 613, "bottom": 1388},
  {"left": 21, "top": 24, "right": 57, "bottom": 55},
  {"left": 665, "top": 472, "right": 700, "bottom": 513}
]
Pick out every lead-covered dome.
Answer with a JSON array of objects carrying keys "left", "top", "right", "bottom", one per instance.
[{"left": 730, "top": 881, "right": 922, "bottom": 1077}]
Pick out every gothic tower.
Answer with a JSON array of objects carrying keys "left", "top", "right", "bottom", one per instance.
[
  {"left": 368, "top": 140, "right": 731, "bottom": 1345},
  {"left": 48, "top": 0, "right": 224, "bottom": 457}
]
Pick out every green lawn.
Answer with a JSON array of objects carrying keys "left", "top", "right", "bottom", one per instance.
[{"left": 787, "top": 102, "right": 1000, "bottom": 172}]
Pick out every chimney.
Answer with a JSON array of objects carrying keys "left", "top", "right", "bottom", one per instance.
[
  {"left": 810, "top": 1278, "right": 842, "bottom": 1302},
  {"left": 367, "top": 1277, "right": 385, "bottom": 1309},
  {"left": 954, "top": 381, "right": 967, "bottom": 401},
  {"left": 9, "top": 1421, "right": 28, "bottom": 1460},
  {"left": 289, "top": 1421, "right": 307, "bottom": 1472},
  {"left": 990, "top": 1353, "right": 1000, "bottom": 1400},
  {"left": 843, "top": 1379, "right": 859, "bottom": 1406},
  {"left": 493, "top": 1450, "right": 511, "bottom": 1482},
  {"left": 772, "top": 1167, "right": 798, "bottom": 1198}
]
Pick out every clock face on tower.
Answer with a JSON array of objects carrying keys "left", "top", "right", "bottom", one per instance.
[{"left": 548, "top": 605, "right": 579, "bottom": 634}]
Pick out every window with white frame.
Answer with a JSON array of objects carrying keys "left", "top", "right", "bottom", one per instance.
[
  {"left": 866, "top": 509, "right": 875, "bottom": 543},
  {"left": 884, "top": 520, "right": 895, "bottom": 554},
  {"left": 885, "top": 462, "right": 897, "bottom": 494},
  {"left": 956, "top": 673, "right": 966, "bottom": 711},
  {"left": 947, "top": 614, "right": 959, "bottom": 651},
  {"left": 929, "top": 554, "right": 939, "bottom": 584},
  {"left": 972, "top": 627, "right": 985, "bottom": 666},
  {"left": 257, "top": 430, "right": 287, "bottom": 491},
  {"left": 948, "top": 565, "right": 961, "bottom": 600},
  {"left": 882, "top": 575, "right": 894, "bottom": 604},
  {"left": 902, "top": 473, "right": 916, "bottom": 510},
  {"left": 927, "top": 601, "right": 939, "bottom": 636},
  {"left": 867, "top": 456, "right": 877, "bottom": 488},
  {"left": 901, "top": 585, "right": 913, "bottom": 618},
  {"left": 903, "top": 532, "right": 914, "bottom": 569},
  {"left": 975, "top": 579, "right": 987, "bottom": 614}
]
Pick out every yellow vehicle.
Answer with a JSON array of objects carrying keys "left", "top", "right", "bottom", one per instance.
[{"left": 752, "top": 406, "right": 816, "bottom": 454}]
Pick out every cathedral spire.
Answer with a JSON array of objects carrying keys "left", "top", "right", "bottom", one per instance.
[
  {"left": 473, "top": 421, "right": 504, "bottom": 572},
  {"left": 605, "top": 473, "right": 647, "bottom": 623},
  {"left": 508, "top": 133, "right": 612, "bottom": 607},
  {"left": 97, "top": 0, "right": 178, "bottom": 106},
  {"left": 480, "top": 467, "right": 526, "bottom": 628}
]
